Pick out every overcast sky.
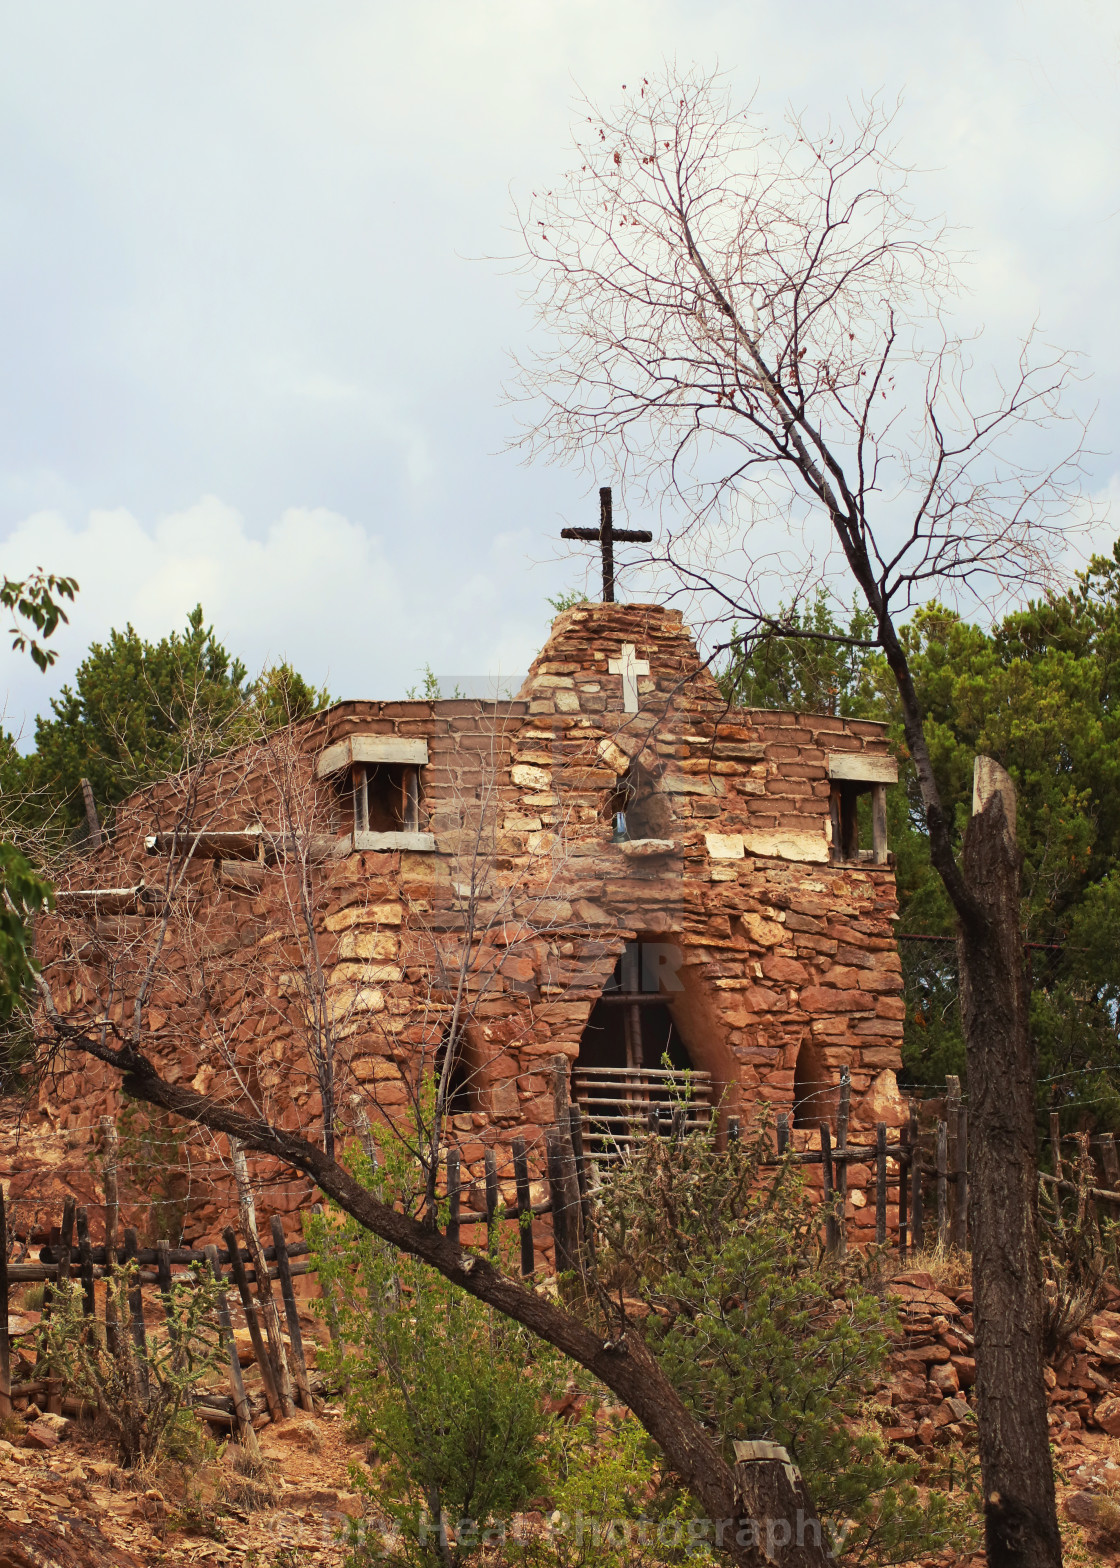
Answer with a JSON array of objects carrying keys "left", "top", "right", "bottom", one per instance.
[{"left": 1, "top": 0, "right": 1117, "bottom": 741}]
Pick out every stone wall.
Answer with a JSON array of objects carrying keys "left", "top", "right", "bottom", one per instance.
[{"left": 28, "top": 602, "right": 907, "bottom": 1252}]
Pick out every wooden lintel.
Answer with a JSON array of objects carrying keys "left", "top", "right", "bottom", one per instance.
[
  {"left": 827, "top": 752, "right": 898, "bottom": 785},
  {"left": 145, "top": 827, "right": 264, "bottom": 861},
  {"left": 317, "top": 735, "right": 429, "bottom": 778}
]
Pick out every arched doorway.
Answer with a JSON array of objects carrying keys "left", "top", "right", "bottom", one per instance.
[{"left": 573, "top": 939, "right": 714, "bottom": 1156}]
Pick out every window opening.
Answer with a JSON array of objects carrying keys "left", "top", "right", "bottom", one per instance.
[
  {"left": 829, "top": 781, "right": 888, "bottom": 864},
  {"left": 352, "top": 763, "right": 421, "bottom": 835}
]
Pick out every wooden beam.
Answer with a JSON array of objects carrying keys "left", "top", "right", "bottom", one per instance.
[{"left": 827, "top": 752, "right": 899, "bottom": 784}]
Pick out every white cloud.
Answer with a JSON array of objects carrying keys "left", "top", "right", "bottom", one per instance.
[{"left": 0, "top": 497, "right": 570, "bottom": 744}]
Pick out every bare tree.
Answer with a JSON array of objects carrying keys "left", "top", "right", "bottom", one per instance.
[{"left": 511, "top": 70, "right": 1087, "bottom": 1568}]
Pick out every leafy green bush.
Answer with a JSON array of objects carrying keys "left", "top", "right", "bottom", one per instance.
[
  {"left": 592, "top": 1122, "right": 978, "bottom": 1564},
  {"left": 38, "top": 1260, "right": 223, "bottom": 1468}
]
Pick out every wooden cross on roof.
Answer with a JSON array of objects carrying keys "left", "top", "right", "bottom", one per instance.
[{"left": 560, "top": 486, "right": 652, "bottom": 603}]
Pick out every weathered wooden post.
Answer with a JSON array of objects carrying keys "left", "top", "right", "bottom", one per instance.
[
  {"left": 512, "top": 1137, "right": 535, "bottom": 1278},
  {"left": 45, "top": 1200, "right": 76, "bottom": 1415},
  {"left": 898, "top": 1121, "right": 910, "bottom": 1260},
  {"left": 484, "top": 1149, "right": 499, "bottom": 1255},
  {"left": 230, "top": 1140, "right": 295, "bottom": 1418},
  {"left": 549, "top": 1055, "right": 584, "bottom": 1272},
  {"left": 776, "top": 1112, "right": 789, "bottom": 1156},
  {"left": 203, "top": 1244, "right": 260, "bottom": 1456},
  {"left": 1049, "top": 1111, "right": 1067, "bottom": 1239},
  {"left": 875, "top": 1123, "right": 888, "bottom": 1247},
  {"left": 568, "top": 1104, "right": 595, "bottom": 1263},
  {"left": 953, "top": 1107, "right": 970, "bottom": 1252},
  {"left": 936, "top": 1120, "right": 950, "bottom": 1251},
  {"left": 545, "top": 1129, "right": 575, "bottom": 1275},
  {"left": 76, "top": 1208, "right": 95, "bottom": 1322},
  {"left": 122, "top": 1226, "right": 150, "bottom": 1408},
  {"left": 909, "top": 1103, "right": 924, "bottom": 1253},
  {"left": 819, "top": 1123, "right": 838, "bottom": 1256},
  {"left": 270, "top": 1216, "right": 313, "bottom": 1413},
  {"left": 835, "top": 1068, "right": 851, "bottom": 1259},
  {"left": 223, "top": 1226, "right": 283, "bottom": 1422},
  {"left": 354, "top": 1106, "right": 378, "bottom": 1171},
  {"left": 445, "top": 1147, "right": 461, "bottom": 1247},
  {"left": 100, "top": 1117, "right": 120, "bottom": 1354},
  {"left": 732, "top": 1439, "right": 831, "bottom": 1568}
]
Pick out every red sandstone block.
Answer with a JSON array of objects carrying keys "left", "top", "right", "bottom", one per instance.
[
  {"left": 793, "top": 934, "right": 838, "bottom": 956},
  {"left": 859, "top": 970, "right": 905, "bottom": 993},
  {"left": 819, "top": 965, "right": 863, "bottom": 989},
  {"left": 799, "top": 986, "right": 877, "bottom": 1013},
  {"left": 876, "top": 996, "right": 906, "bottom": 1020},
  {"left": 858, "top": 1046, "right": 902, "bottom": 1067},
  {"left": 761, "top": 955, "right": 809, "bottom": 984}
]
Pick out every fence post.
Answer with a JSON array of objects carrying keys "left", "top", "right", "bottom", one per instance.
[
  {"left": 776, "top": 1113, "right": 789, "bottom": 1157},
  {"left": 270, "top": 1216, "right": 314, "bottom": 1414},
  {"left": 820, "top": 1122, "right": 838, "bottom": 1256},
  {"left": 512, "top": 1137, "right": 535, "bottom": 1279},
  {"left": 545, "top": 1129, "right": 576, "bottom": 1275},
  {"left": 100, "top": 1117, "right": 120, "bottom": 1354},
  {"left": 909, "top": 1105, "right": 924, "bottom": 1253},
  {"left": 899, "top": 1122, "right": 910, "bottom": 1261},
  {"left": 835, "top": 1068, "right": 850, "bottom": 1260},
  {"left": 230, "top": 1140, "right": 295, "bottom": 1418},
  {"left": 47, "top": 1201, "right": 76, "bottom": 1415},
  {"left": 223, "top": 1226, "right": 283, "bottom": 1422},
  {"left": 0, "top": 1184, "right": 10, "bottom": 1419},
  {"left": 875, "top": 1123, "right": 888, "bottom": 1247},
  {"left": 568, "top": 1104, "right": 595, "bottom": 1265},
  {"left": 446, "top": 1147, "right": 461, "bottom": 1247},
  {"left": 953, "top": 1106, "right": 969, "bottom": 1252},
  {"left": 484, "top": 1149, "right": 499, "bottom": 1255},
  {"left": 203, "top": 1244, "right": 260, "bottom": 1457},
  {"left": 122, "top": 1226, "right": 150, "bottom": 1410},
  {"left": 156, "top": 1239, "right": 178, "bottom": 1353},
  {"left": 76, "top": 1208, "right": 95, "bottom": 1322},
  {"left": 936, "top": 1121, "right": 949, "bottom": 1252}
]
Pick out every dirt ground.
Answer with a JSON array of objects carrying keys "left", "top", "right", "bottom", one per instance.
[
  {"left": 0, "top": 1406, "right": 367, "bottom": 1567},
  {"left": 2, "top": 1400, "right": 1120, "bottom": 1567}
]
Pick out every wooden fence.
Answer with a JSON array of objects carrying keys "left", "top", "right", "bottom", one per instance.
[
  {"left": 7, "top": 1076, "right": 1120, "bottom": 1441},
  {"left": 0, "top": 1179, "right": 318, "bottom": 1440}
]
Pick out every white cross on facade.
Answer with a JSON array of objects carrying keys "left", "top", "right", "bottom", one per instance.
[{"left": 608, "top": 642, "right": 651, "bottom": 713}]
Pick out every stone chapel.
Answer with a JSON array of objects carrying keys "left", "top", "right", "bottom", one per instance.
[{"left": 28, "top": 600, "right": 907, "bottom": 1248}]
